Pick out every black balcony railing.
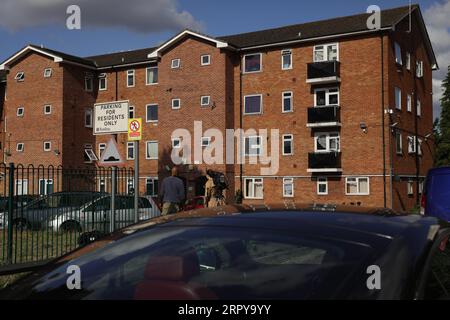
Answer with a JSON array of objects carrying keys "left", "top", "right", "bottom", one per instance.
[
  {"left": 307, "top": 61, "right": 340, "bottom": 80},
  {"left": 308, "top": 152, "right": 342, "bottom": 169},
  {"left": 307, "top": 106, "right": 340, "bottom": 124}
]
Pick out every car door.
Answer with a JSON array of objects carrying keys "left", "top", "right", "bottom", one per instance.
[{"left": 83, "top": 196, "right": 111, "bottom": 232}]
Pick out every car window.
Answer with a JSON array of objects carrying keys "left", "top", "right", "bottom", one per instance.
[
  {"left": 424, "top": 236, "right": 450, "bottom": 300},
  {"left": 138, "top": 198, "right": 152, "bottom": 209},
  {"left": 85, "top": 197, "right": 110, "bottom": 212}
]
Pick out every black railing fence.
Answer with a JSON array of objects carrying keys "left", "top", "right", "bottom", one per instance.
[{"left": 0, "top": 163, "right": 160, "bottom": 272}]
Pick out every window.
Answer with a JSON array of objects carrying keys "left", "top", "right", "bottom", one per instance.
[
  {"left": 317, "top": 177, "right": 328, "bottom": 195},
  {"left": 84, "top": 144, "right": 98, "bottom": 163},
  {"left": 172, "top": 99, "right": 181, "bottom": 110},
  {"left": 407, "top": 180, "right": 414, "bottom": 196},
  {"left": 43, "top": 141, "right": 51, "bottom": 152},
  {"left": 146, "top": 67, "right": 158, "bottom": 85},
  {"left": 127, "top": 70, "right": 135, "bottom": 87},
  {"left": 84, "top": 108, "right": 93, "bottom": 128},
  {"left": 201, "top": 137, "right": 211, "bottom": 148},
  {"left": 16, "top": 179, "right": 28, "bottom": 195},
  {"left": 15, "top": 72, "right": 25, "bottom": 82},
  {"left": 44, "top": 105, "right": 52, "bottom": 115},
  {"left": 39, "top": 179, "right": 54, "bottom": 196},
  {"left": 407, "top": 94, "right": 412, "bottom": 112},
  {"left": 394, "top": 42, "right": 402, "bottom": 65},
  {"left": 416, "top": 60, "right": 423, "bottom": 78},
  {"left": 146, "top": 178, "right": 159, "bottom": 196},
  {"left": 282, "top": 134, "right": 293, "bottom": 155},
  {"left": 99, "top": 143, "right": 106, "bottom": 157},
  {"left": 396, "top": 131, "right": 403, "bottom": 154},
  {"left": 129, "top": 106, "right": 135, "bottom": 119},
  {"left": 406, "top": 52, "right": 411, "bottom": 70},
  {"left": 281, "top": 49, "right": 292, "bottom": 70},
  {"left": 314, "top": 88, "right": 339, "bottom": 106},
  {"left": 146, "top": 141, "right": 158, "bottom": 159},
  {"left": 98, "top": 178, "right": 106, "bottom": 193},
  {"left": 44, "top": 68, "right": 52, "bottom": 78},
  {"left": 346, "top": 177, "right": 370, "bottom": 195},
  {"left": 171, "top": 59, "right": 181, "bottom": 69},
  {"left": 127, "top": 142, "right": 135, "bottom": 160},
  {"left": 244, "top": 178, "right": 264, "bottom": 199},
  {"left": 313, "top": 44, "right": 338, "bottom": 62},
  {"left": 315, "top": 133, "right": 340, "bottom": 152},
  {"left": 408, "top": 136, "right": 422, "bottom": 155},
  {"left": 243, "top": 53, "right": 262, "bottom": 73},
  {"left": 85, "top": 74, "right": 93, "bottom": 92},
  {"left": 126, "top": 178, "right": 135, "bottom": 195},
  {"left": 98, "top": 73, "right": 107, "bottom": 91},
  {"left": 201, "top": 96, "right": 211, "bottom": 107},
  {"left": 201, "top": 55, "right": 211, "bottom": 66},
  {"left": 418, "top": 138, "right": 423, "bottom": 156},
  {"left": 283, "top": 178, "right": 294, "bottom": 198},
  {"left": 417, "top": 99, "right": 422, "bottom": 117},
  {"left": 395, "top": 87, "right": 402, "bottom": 110},
  {"left": 146, "top": 104, "right": 158, "bottom": 122},
  {"left": 282, "top": 91, "right": 293, "bottom": 112},
  {"left": 16, "top": 107, "right": 24, "bottom": 117},
  {"left": 419, "top": 180, "right": 424, "bottom": 194},
  {"left": 244, "top": 94, "right": 262, "bottom": 115},
  {"left": 16, "top": 143, "right": 24, "bottom": 152},
  {"left": 172, "top": 138, "right": 181, "bottom": 149},
  {"left": 245, "top": 136, "right": 262, "bottom": 156}
]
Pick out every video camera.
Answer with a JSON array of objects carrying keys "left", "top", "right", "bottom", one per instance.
[{"left": 206, "top": 170, "right": 228, "bottom": 198}]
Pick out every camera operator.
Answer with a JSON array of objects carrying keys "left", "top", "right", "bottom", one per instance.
[{"left": 205, "top": 169, "right": 227, "bottom": 208}]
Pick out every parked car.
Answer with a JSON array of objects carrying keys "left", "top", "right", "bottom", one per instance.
[
  {"left": 422, "top": 167, "right": 450, "bottom": 221},
  {"left": 1, "top": 203, "right": 450, "bottom": 300},
  {"left": 0, "top": 195, "right": 40, "bottom": 229},
  {"left": 184, "top": 196, "right": 205, "bottom": 211}
]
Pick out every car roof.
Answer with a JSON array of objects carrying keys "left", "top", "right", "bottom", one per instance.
[{"left": 427, "top": 167, "right": 450, "bottom": 175}]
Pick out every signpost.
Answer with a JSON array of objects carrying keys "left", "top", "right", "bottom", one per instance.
[{"left": 128, "top": 119, "right": 142, "bottom": 223}]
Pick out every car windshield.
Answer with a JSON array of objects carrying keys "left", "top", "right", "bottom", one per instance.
[
  {"left": 26, "top": 194, "right": 102, "bottom": 210},
  {"left": 14, "top": 222, "right": 374, "bottom": 299}
]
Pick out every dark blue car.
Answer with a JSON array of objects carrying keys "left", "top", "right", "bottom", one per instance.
[{"left": 422, "top": 167, "right": 450, "bottom": 221}]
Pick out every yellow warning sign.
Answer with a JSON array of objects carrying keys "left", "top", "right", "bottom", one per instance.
[{"left": 128, "top": 118, "right": 142, "bottom": 141}]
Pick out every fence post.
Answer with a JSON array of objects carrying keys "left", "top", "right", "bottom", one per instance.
[
  {"left": 7, "top": 162, "right": 14, "bottom": 264},
  {"left": 134, "top": 141, "right": 139, "bottom": 224},
  {"left": 110, "top": 166, "right": 116, "bottom": 233}
]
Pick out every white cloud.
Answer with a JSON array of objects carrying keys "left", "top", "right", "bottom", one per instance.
[
  {"left": 0, "top": 0, "right": 203, "bottom": 33},
  {"left": 424, "top": 0, "right": 450, "bottom": 118}
]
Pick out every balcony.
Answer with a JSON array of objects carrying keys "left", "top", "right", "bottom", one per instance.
[
  {"left": 306, "top": 61, "right": 341, "bottom": 84},
  {"left": 307, "top": 106, "right": 341, "bottom": 128},
  {"left": 308, "top": 152, "right": 342, "bottom": 173}
]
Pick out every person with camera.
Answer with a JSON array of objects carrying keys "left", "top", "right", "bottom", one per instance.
[
  {"left": 205, "top": 169, "right": 227, "bottom": 208},
  {"left": 159, "top": 166, "right": 185, "bottom": 215}
]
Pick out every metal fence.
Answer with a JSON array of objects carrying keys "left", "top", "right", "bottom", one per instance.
[{"left": 0, "top": 163, "right": 160, "bottom": 272}]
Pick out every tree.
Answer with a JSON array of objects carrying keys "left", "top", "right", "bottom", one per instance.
[{"left": 435, "top": 66, "right": 450, "bottom": 167}]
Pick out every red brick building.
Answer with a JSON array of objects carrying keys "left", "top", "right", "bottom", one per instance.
[{"left": 0, "top": 5, "right": 438, "bottom": 211}]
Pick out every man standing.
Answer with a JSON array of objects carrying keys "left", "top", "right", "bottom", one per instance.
[{"left": 159, "top": 166, "right": 185, "bottom": 215}]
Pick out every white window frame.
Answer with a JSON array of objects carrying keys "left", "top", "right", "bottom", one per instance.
[
  {"left": 314, "top": 87, "right": 339, "bottom": 107},
  {"left": 313, "top": 43, "right": 339, "bottom": 62},
  {"left": 201, "top": 55, "right": 211, "bottom": 66},
  {"left": 146, "top": 66, "right": 158, "bottom": 85},
  {"left": 395, "top": 87, "right": 402, "bottom": 110},
  {"left": 98, "top": 143, "right": 106, "bottom": 158},
  {"left": 282, "top": 134, "right": 293, "bottom": 156},
  {"left": 201, "top": 96, "right": 211, "bottom": 107},
  {"left": 98, "top": 73, "right": 107, "bottom": 91},
  {"left": 314, "top": 132, "right": 340, "bottom": 153},
  {"left": 396, "top": 131, "right": 403, "bottom": 155},
  {"left": 44, "top": 104, "right": 52, "bottom": 115},
  {"left": 16, "top": 107, "right": 24, "bottom": 117},
  {"left": 416, "top": 60, "right": 423, "bottom": 78},
  {"left": 281, "top": 49, "right": 292, "bottom": 70},
  {"left": 406, "top": 52, "right": 411, "bottom": 70},
  {"left": 244, "top": 94, "right": 263, "bottom": 115},
  {"left": 127, "top": 142, "right": 135, "bottom": 160},
  {"left": 146, "top": 141, "right": 158, "bottom": 160},
  {"left": 244, "top": 178, "right": 264, "bottom": 199},
  {"left": 146, "top": 104, "right": 158, "bottom": 123},
  {"left": 127, "top": 70, "right": 135, "bottom": 88},
  {"left": 43, "top": 68, "right": 52, "bottom": 78},
  {"left": 172, "top": 98, "right": 181, "bottom": 110},
  {"left": 201, "top": 137, "right": 211, "bottom": 148},
  {"left": 39, "top": 179, "right": 54, "bottom": 196},
  {"left": 407, "top": 180, "right": 414, "bottom": 196},
  {"left": 394, "top": 42, "right": 402, "bottom": 65},
  {"left": 408, "top": 136, "right": 422, "bottom": 155},
  {"left": 84, "top": 145, "right": 97, "bottom": 163},
  {"left": 407, "top": 94, "right": 412, "bottom": 112},
  {"left": 84, "top": 108, "right": 93, "bottom": 128},
  {"left": 172, "top": 138, "right": 181, "bottom": 149},
  {"left": 98, "top": 178, "right": 107, "bottom": 193},
  {"left": 417, "top": 99, "right": 421, "bottom": 117},
  {"left": 345, "top": 177, "right": 370, "bottom": 196},
  {"left": 245, "top": 136, "right": 263, "bottom": 156},
  {"left": 171, "top": 59, "right": 181, "bottom": 69},
  {"left": 43, "top": 141, "right": 51, "bottom": 152},
  {"left": 317, "top": 177, "right": 328, "bottom": 195},
  {"left": 243, "top": 53, "right": 262, "bottom": 74},
  {"left": 16, "top": 143, "right": 24, "bottom": 152},
  {"left": 15, "top": 72, "right": 25, "bottom": 82},
  {"left": 129, "top": 105, "right": 135, "bottom": 119},
  {"left": 16, "top": 179, "right": 28, "bottom": 195},
  {"left": 145, "top": 177, "right": 159, "bottom": 196},
  {"left": 282, "top": 91, "right": 293, "bottom": 113},
  {"left": 283, "top": 178, "right": 294, "bottom": 198},
  {"left": 84, "top": 75, "right": 93, "bottom": 92}
]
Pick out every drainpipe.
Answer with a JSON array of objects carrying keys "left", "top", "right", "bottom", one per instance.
[
  {"left": 239, "top": 56, "right": 243, "bottom": 192},
  {"left": 381, "top": 34, "right": 387, "bottom": 208}
]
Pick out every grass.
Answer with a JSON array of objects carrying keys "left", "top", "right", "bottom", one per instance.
[{"left": 0, "top": 272, "right": 30, "bottom": 289}]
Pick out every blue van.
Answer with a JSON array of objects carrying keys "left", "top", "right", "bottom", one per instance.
[{"left": 422, "top": 167, "right": 450, "bottom": 221}]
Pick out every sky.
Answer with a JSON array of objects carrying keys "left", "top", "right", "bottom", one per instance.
[{"left": 0, "top": 0, "right": 449, "bottom": 119}]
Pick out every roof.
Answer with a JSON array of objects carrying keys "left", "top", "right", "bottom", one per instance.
[
  {"left": 87, "top": 47, "right": 157, "bottom": 68},
  {"left": 27, "top": 45, "right": 96, "bottom": 67}
]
